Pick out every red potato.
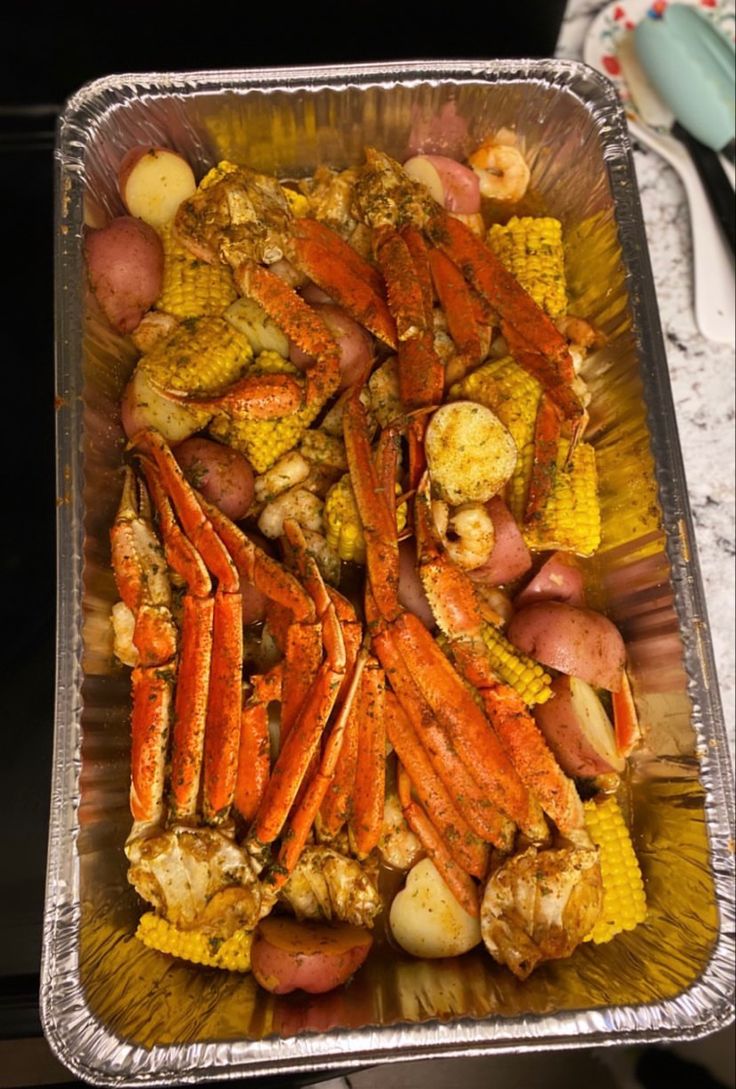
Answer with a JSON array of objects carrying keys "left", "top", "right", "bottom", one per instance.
[
  {"left": 514, "top": 551, "right": 586, "bottom": 609},
  {"left": 290, "top": 304, "right": 373, "bottom": 389},
  {"left": 301, "top": 282, "right": 334, "bottom": 304},
  {"left": 85, "top": 216, "right": 163, "bottom": 334},
  {"left": 118, "top": 146, "right": 196, "bottom": 228},
  {"left": 175, "top": 437, "right": 255, "bottom": 522},
  {"left": 398, "top": 538, "right": 435, "bottom": 629},
  {"left": 507, "top": 601, "right": 626, "bottom": 692},
  {"left": 121, "top": 367, "right": 206, "bottom": 444},
  {"left": 470, "top": 497, "right": 532, "bottom": 587},
  {"left": 534, "top": 675, "right": 625, "bottom": 778},
  {"left": 251, "top": 917, "right": 373, "bottom": 995},
  {"left": 403, "top": 154, "right": 481, "bottom": 214}
]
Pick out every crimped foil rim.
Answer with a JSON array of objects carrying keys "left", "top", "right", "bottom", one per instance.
[{"left": 43, "top": 59, "right": 735, "bottom": 1086}]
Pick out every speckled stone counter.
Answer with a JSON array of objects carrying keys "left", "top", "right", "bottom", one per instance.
[{"left": 558, "top": 1, "right": 735, "bottom": 750}]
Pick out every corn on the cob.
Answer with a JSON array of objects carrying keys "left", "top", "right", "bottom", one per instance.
[
  {"left": 139, "top": 315, "right": 252, "bottom": 395},
  {"left": 583, "top": 796, "right": 647, "bottom": 943},
  {"left": 136, "top": 912, "right": 252, "bottom": 972},
  {"left": 209, "top": 350, "right": 319, "bottom": 474},
  {"left": 299, "top": 428, "right": 348, "bottom": 472},
  {"left": 481, "top": 624, "right": 552, "bottom": 706},
  {"left": 488, "top": 216, "right": 567, "bottom": 322},
  {"left": 451, "top": 355, "right": 542, "bottom": 453},
  {"left": 508, "top": 438, "right": 601, "bottom": 557},
  {"left": 157, "top": 222, "right": 237, "bottom": 320},
  {"left": 325, "top": 474, "right": 407, "bottom": 563}
]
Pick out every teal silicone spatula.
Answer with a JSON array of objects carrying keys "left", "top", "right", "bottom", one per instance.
[
  {"left": 634, "top": 4, "right": 734, "bottom": 153},
  {"left": 635, "top": 4, "right": 735, "bottom": 252}
]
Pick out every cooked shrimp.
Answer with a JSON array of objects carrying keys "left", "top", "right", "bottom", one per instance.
[
  {"left": 254, "top": 451, "right": 311, "bottom": 504},
  {"left": 432, "top": 500, "right": 496, "bottom": 570},
  {"left": 257, "top": 487, "right": 324, "bottom": 539},
  {"left": 468, "top": 142, "right": 530, "bottom": 203}
]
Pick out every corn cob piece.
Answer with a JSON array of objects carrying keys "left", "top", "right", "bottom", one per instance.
[
  {"left": 488, "top": 216, "right": 567, "bottom": 322},
  {"left": 508, "top": 437, "right": 601, "bottom": 557},
  {"left": 209, "top": 350, "right": 320, "bottom": 474},
  {"left": 139, "top": 315, "right": 252, "bottom": 395},
  {"left": 481, "top": 624, "right": 552, "bottom": 706},
  {"left": 157, "top": 221, "right": 237, "bottom": 320},
  {"left": 450, "top": 355, "right": 542, "bottom": 453},
  {"left": 583, "top": 796, "right": 647, "bottom": 944},
  {"left": 136, "top": 912, "right": 253, "bottom": 971},
  {"left": 299, "top": 428, "right": 348, "bottom": 473},
  {"left": 325, "top": 474, "right": 407, "bottom": 563}
]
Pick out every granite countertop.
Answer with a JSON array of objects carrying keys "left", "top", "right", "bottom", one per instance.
[{"left": 558, "top": 1, "right": 735, "bottom": 751}]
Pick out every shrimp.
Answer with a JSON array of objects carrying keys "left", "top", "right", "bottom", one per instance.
[
  {"left": 257, "top": 487, "right": 324, "bottom": 539},
  {"left": 432, "top": 500, "right": 496, "bottom": 571},
  {"left": 468, "top": 142, "right": 530, "bottom": 203}
]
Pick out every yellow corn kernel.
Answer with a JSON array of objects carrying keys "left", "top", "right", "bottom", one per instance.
[
  {"left": 199, "top": 160, "right": 239, "bottom": 190},
  {"left": 209, "top": 350, "right": 319, "bottom": 474},
  {"left": 139, "top": 315, "right": 252, "bottom": 394},
  {"left": 136, "top": 912, "right": 252, "bottom": 972},
  {"left": 481, "top": 624, "right": 552, "bottom": 706},
  {"left": 584, "top": 796, "right": 647, "bottom": 944},
  {"left": 488, "top": 216, "right": 567, "bottom": 322},
  {"left": 157, "top": 222, "right": 237, "bottom": 320},
  {"left": 451, "top": 355, "right": 542, "bottom": 453},
  {"left": 282, "top": 186, "right": 309, "bottom": 217},
  {"left": 508, "top": 438, "right": 601, "bottom": 557},
  {"left": 325, "top": 474, "right": 407, "bottom": 563},
  {"left": 300, "top": 428, "right": 348, "bottom": 472}
]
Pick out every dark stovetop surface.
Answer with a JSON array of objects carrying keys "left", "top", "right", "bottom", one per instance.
[{"left": 0, "top": 0, "right": 566, "bottom": 1049}]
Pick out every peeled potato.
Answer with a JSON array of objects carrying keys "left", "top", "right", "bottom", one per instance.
[
  {"left": 425, "top": 402, "right": 517, "bottom": 505},
  {"left": 389, "top": 858, "right": 481, "bottom": 958}
]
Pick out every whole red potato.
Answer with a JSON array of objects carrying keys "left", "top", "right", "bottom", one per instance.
[
  {"left": 85, "top": 216, "right": 163, "bottom": 334},
  {"left": 290, "top": 304, "right": 373, "bottom": 389},
  {"left": 175, "top": 437, "right": 255, "bottom": 521}
]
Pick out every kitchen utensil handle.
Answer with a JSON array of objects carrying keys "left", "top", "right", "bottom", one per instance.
[
  {"left": 630, "top": 121, "right": 735, "bottom": 346},
  {"left": 674, "top": 122, "right": 735, "bottom": 255}
]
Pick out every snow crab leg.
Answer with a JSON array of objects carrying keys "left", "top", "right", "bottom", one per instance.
[
  {"left": 131, "top": 428, "right": 244, "bottom": 823},
  {"left": 343, "top": 391, "right": 537, "bottom": 840},
  {"left": 414, "top": 471, "right": 585, "bottom": 836},
  {"left": 110, "top": 467, "right": 177, "bottom": 827}
]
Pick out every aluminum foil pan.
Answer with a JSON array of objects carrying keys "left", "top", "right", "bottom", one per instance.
[{"left": 43, "top": 60, "right": 735, "bottom": 1085}]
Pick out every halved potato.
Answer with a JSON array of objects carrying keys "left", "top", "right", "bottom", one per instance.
[
  {"left": 425, "top": 402, "right": 517, "bottom": 505},
  {"left": 251, "top": 916, "right": 372, "bottom": 994},
  {"left": 389, "top": 858, "right": 481, "bottom": 958},
  {"left": 118, "top": 146, "right": 196, "bottom": 228},
  {"left": 534, "top": 675, "right": 625, "bottom": 779}
]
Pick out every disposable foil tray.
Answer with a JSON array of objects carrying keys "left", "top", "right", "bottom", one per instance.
[{"left": 43, "top": 60, "right": 735, "bottom": 1085}]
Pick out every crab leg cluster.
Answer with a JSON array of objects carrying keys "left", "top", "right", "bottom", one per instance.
[
  {"left": 110, "top": 427, "right": 388, "bottom": 915},
  {"left": 353, "top": 148, "right": 585, "bottom": 520}
]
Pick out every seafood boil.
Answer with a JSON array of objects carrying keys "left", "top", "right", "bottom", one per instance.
[{"left": 91, "top": 137, "right": 647, "bottom": 995}]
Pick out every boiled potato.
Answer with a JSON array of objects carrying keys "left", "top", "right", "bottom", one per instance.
[
  {"left": 121, "top": 366, "right": 209, "bottom": 443},
  {"left": 85, "top": 216, "right": 164, "bottom": 334},
  {"left": 534, "top": 675, "right": 625, "bottom": 778},
  {"left": 507, "top": 601, "right": 626, "bottom": 692},
  {"left": 225, "top": 297, "right": 290, "bottom": 357},
  {"left": 425, "top": 402, "right": 517, "bottom": 505},
  {"left": 389, "top": 858, "right": 481, "bottom": 958},
  {"left": 118, "top": 146, "right": 196, "bottom": 228},
  {"left": 175, "top": 437, "right": 255, "bottom": 521},
  {"left": 251, "top": 916, "right": 372, "bottom": 994}
]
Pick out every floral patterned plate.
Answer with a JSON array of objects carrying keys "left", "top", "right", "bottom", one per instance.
[{"left": 583, "top": 0, "right": 735, "bottom": 130}]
